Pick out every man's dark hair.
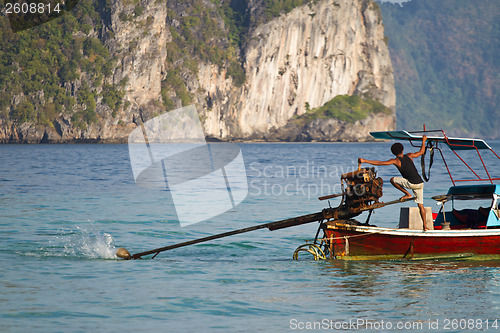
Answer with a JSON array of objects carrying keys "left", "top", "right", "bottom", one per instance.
[{"left": 391, "top": 143, "right": 404, "bottom": 156}]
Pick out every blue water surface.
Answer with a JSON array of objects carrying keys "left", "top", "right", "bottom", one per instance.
[{"left": 1, "top": 142, "right": 500, "bottom": 332}]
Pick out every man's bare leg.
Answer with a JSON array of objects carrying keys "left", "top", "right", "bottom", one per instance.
[
  {"left": 390, "top": 177, "right": 413, "bottom": 201},
  {"left": 418, "top": 203, "right": 428, "bottom": 231}
]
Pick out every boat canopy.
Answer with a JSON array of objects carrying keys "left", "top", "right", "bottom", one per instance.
[
  {"left": 448, "top": 184, "right": 500, "bottom": 196},
  {"left": 433, "top": 185, "right": 500, "bottom": 202},
  {"left": 370, "top": 130, "right": 491, "bottom": 151}
]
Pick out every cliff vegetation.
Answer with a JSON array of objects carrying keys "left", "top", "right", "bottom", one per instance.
[
  {"left": 297, "top": 95, "right": 391, "bottom": 125},
  {"left": 0, "top": 0, "right": 117, "bottom": 129}
]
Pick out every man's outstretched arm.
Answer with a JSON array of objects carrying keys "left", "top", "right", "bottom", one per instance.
[{"left": 358, "top": 157, "right": 398, "bottom": 166}]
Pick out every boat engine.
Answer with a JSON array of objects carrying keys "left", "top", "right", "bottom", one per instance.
[
  {"left": 321, "top": 167, "right": 384, "bottom": 221},
  {"left": 341, "top": 167, "right": 384, "bottom": 210}
]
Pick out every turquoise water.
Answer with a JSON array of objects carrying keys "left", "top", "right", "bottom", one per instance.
[{"left": 2, "top": 142, "right": 500, "bottom": 332}]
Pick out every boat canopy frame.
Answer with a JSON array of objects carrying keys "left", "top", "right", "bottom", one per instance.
[
  {"left": 431, "top": 184, "right": 500, "bottom": 228},
  {"left": 370, "top": 129, "right": 500, "bottom": 186}
]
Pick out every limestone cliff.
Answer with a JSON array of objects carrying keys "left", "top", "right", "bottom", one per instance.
[
  {"left": 201, "top": 0, "right": 395, "bottom": 140},
  {"left": 0, "top": 0, "right": 395, "bottom": 143}
]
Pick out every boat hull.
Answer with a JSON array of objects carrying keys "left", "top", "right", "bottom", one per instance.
[{"left": 323, "top": 222, "right": 500, "bottom": 260}]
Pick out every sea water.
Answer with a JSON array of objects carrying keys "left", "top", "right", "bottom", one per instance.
[{"left": 1, "top": 142, "right": 500, "bottom": 332}]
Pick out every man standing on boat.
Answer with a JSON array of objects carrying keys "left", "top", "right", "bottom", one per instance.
[{"left": 358, "top": 135, "right": 429, "bottom": 230}]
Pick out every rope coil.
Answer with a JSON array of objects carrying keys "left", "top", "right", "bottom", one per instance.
[
  {"left": 293, "top": 230, "right": 382, "bottom": 260},
  {"left": 292, "top": 243, "right": 326, "bottom": 260}
]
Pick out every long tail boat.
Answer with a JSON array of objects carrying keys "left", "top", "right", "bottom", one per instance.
[
  {"left": 319, "top": 129, "right": 500, "bottom": 260},
  {"left": 117, "top": 129, "right": 500, "bottom": 261}
]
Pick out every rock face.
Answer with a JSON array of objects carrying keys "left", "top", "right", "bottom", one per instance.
[
  {"left": 108, "top": 0, "right": 169, "bottom": 106},
  {"left": 201, "top": 0, "right": 395, "bottom": 140},
  {"left": 0, "top": 0, "right": 395, "bottom": 143}
]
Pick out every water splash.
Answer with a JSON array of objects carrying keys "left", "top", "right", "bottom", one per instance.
[
  {"left": 19, "top": 225, "right": 118, "bottom": 260},
  {"left": 61, "top": 225, "right": 118, "bottom": 259}
]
